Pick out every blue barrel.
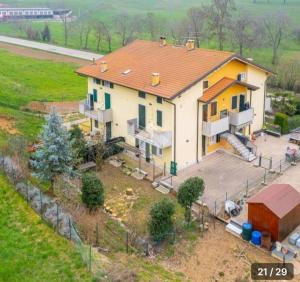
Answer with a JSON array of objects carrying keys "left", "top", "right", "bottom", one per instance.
[
  {"left": 242, "top": 223, "right": 252, "bottom": 241},
  {"left": 251, "top": 231, "right": 262, "bottom": 246}
]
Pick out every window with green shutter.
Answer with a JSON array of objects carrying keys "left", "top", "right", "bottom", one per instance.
[
  {"left": 105, "top": 93, "right": 111, "bottom": 109},
  {"left": 232, "top": 96, "right": 238, "bottom": 110},
  {"left": 157, "top": 110, "right": 162, "bottom": 127},
  {"left": 93, "top": 89, "right": 98, "bottom": 102},
  {"left": 157, "top": 96, "right": 163, "bottom": 104},
  {"left": 138, "top": 91, "right": 146, "bottom": 98}
]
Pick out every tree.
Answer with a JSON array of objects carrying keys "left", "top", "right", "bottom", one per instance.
[
  {"left": 115, "top": 13, "right": 140, "bottom": 46},
  {"left": 186, "top": 7, "right": 205, "bottom": 48},
  {"left": 178, "top": 177, "right": 205, "bottom": 223},
  {"left": 143, "top": 12, "right": 158, "bottom": 40},
  {"left": 31, "top": 108, "right": 73, "bottom": 193},
  {"left": 149, "top": 198, "right": 175, "bottom": 242},
  {"left": 263, "top": 10, "right": 288, "bottom": 65},
  {"left": 41, "top": 24, "right": 51, "bottom": 42},
  {"left": 81, "top": 173, "right": 104, "bottom": 212},
  {"left": 230, "top": 11, "right": 255, "bottom": 56},
  {"left": 93, "top": 132, "right": 107, "bottom": 171},
  {"left": 93, "top": 20, "right": 104, "bottom": 52},
  {"left": 203, "top": 0, "right": 235, "bottom": 50},
  {"left": 69, "top": 125, "right": 87, "bottom": 166}
]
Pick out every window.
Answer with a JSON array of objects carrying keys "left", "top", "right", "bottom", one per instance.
[
  {"left": 203, "top": 80, "right": 209, "bottom": 89},
  {"left": 157, "top": 96, "right": 163, "bottom": 104},
  {"left": 93, "top": 89, "right": 97, "bottom": 102},
  {"left": 232, "top": 96, "right": 238, "bottom": 110},
  {"left": 109, "top": 82, "right": 114, "bottom": 89},
  {"left": 94, "top": 120, "right": 99, "bottom": 128},
  {"left": 157, "top": 110, "right": 163, "bottom": 127},
  {"left": 210, "top": 135, "right": 217, "bottom": 145},
  {"left": 152, "top": 145, "right": 162, "bottom": 157},
  {"left": 138, "top": 91, "right": 146, "bottom": 98},
  {"left": 237, "top": 72, "right": 246, "bottom": 81},
  {"left": 94, "top": 78, "right": 101, "bottom": 85},
  {"left": 103, "top": 80, "right": 111, "bottom": 88},
  {"left": 216, "top": 134, "right": 221, "bottom": 143},
  {"left": 211, "top": 101, "right": 217, "bottom": 116}
]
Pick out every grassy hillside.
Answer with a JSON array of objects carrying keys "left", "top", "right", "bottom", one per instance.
[
  {"left": 0, "top": 174, "right": 92, "bottom": 282},
  {"left": 0, "top": 49, "right": 86, "bottom": 109}
]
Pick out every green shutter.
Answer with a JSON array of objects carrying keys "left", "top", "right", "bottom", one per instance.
[
  {"left": 157, "top": 110, "right": 162, "bottom": 127},
  {"left": 138, "top": 104, "right": 146, "bottom": 129},
  {"left": 93, "top": 89, "right": 97, "bottom": 102},
  {"left": 105, "top": 93, "right": 111, "bottom": 109}
]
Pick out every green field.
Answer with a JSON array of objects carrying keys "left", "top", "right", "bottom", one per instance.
[
  {"left": 1, "top": 0, "right": 300, "bottom": 67},
  {"left": 0, "top": 49, "right": 85, "bottom": 109},
  {"left": 0, "top": 174, "right": 92, "bottom": 282}
]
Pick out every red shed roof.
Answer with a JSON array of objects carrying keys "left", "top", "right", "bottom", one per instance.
[{"left": 247, "top": 184, "right": 300, "bottom": 218}]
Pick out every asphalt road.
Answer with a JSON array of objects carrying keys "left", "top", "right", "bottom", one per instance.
[{"left": 0, "top": 35, "right": 103, "bottom": 61}]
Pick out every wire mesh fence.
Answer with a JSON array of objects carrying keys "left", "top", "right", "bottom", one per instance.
[{"left": 212, "top": 154, "right": 299, "bottom": 219}]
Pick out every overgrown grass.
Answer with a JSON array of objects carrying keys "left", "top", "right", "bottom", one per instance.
[
  {"left": 0, "top": 173, "right": 92, "bottom": 282},
  {"left": 0, "top": 48, "right": 85, "bottom": 109}
]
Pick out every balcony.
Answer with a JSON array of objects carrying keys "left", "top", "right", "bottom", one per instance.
[
  {"left": 79, "top": 100, "right": 113, "bottom": 123},
  {"left": 229, "top": 108, "right": 254, "bottom": 127},
  {"left": 202, "top": 116, "right": 229, "bottom": 137},
  {"left": 127, "top": 119, "right": 172, "bottom": 149}
]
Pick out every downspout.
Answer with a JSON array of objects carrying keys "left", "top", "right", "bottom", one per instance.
[
  {"left": 165, "top": 99, "right": 177, "bottom": 163},
  {"left": 196, "top": 100, "right": 200, "bottom": 163},
  {"left": 263, "top": 79, "right": 267, "bottom": 127},
  {"left": 249, "top": 90, "right": 252, "bottom": 134}
]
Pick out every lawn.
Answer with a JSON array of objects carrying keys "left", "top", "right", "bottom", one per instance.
[
  {"left": 0, "top": 174, "right": 92, "bottom": 282},
  {"left": 0, "top": 48, "right": 86, "bottom": 110}
]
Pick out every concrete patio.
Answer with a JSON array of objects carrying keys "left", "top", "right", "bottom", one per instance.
[{"left": 172, "top": 150, "right": 266, "bottom": 211}]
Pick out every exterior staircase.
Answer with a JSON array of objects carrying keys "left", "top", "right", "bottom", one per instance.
[{"left": 221, "top": 132, "right": 256, "bottom": 162}]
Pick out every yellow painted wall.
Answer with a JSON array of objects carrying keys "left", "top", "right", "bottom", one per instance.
[
  {"left": 207, "top": 60, "right": 247, "bottom": 86},
  {"left": 87, "top": 78, "right": 173, "bottom": 169}
]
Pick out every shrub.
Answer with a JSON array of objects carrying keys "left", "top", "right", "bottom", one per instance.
[
  {"left": 288, "top": 115, "right": 300, "bottom": 131},
  {"left": 81, "top": 173, "right": 104, "bottom": 211},
  {"left": 149, "top": 198, "right": 175, "bottom": 242},
  {"left": 178, "top": 177, "right": 205, "bottom": 223},
  {"left": 274, "top": 112, "right": 289, "bottom": 134}
]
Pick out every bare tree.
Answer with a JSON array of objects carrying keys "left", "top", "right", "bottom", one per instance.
[
  {"left": 143, "top": 12, "right": 158, "bottom": 40},
  {"left": 115, "top": 13, "right": 140, "bottom": 46},
  {"left": 230, "top": 11, "right": 255, "bottom": 56},
  {"left": 203, "top": 0, "right": 235, "bottom": 51},
  {"left": 168, "top": 19, "right": 189, "bottom": 45},
  {"left": 186, "top": 7, "right": 205, "bottom": 48},
  {"left": 263, "top": 10, "right": 288, "bottom": 65},
  {"left": 83, "top": 21, "right": 93, "bottom": 49},
  {"left": 93, "top": 20, "right": 103, "bottom": 52},
  {"left": 59, "top": 13, "right": 70, "bottom": 46},
  {"left": 101, "top": 21, "right": 113, "bottom": 53}
]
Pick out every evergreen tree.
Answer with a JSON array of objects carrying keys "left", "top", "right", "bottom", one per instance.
[
  {"left": 81, "top": 173, "right": 104, "bottom": 211},
  {"left": 31, "top": 108, "right": 73, "bottom": 193},
  {"left": 69, "top": 125, "right": 87, "bottom": 166},
  {"left": 178, "top": 177, "right": 205, "bottom": 223}
]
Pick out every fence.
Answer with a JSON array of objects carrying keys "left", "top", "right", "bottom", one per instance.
[{"left": 212, "top": 154, "right": 299, "bottom": 219}]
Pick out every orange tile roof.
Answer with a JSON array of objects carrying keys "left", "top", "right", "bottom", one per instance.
[
  {"left": 199, "top": 77, "right": 259, "bottom": 103},
  {"left": 76, "top": 40, "right": 236, "bottom": 99}
]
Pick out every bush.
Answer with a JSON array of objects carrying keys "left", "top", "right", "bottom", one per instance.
[
  {"left": 149, "top": 198, "right": 175, "bottom": 242},
  {"left": 178, "top": 177, "right": 205, "bottom": 223},
  {"left": 81, "top": 173, "right": 104, "bottom": 211},
  {"left": 288, "top": 115, "right": 300, "bottom": 131},
  {"left": 274, "top": 112, "right": 289, "bottom": 134}
]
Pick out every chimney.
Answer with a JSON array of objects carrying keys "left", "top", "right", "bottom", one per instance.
[
  {"left": 151, "top": 73, "right": 160, "bottom": 86},
  {"left": 160, "top": 36, "right": 167, "bottom": 46},
  {"left": 100, "top": 61, "right": 108, "bottom": 72},
  {"left": 186, "top": 39, "right": 195, "bottom": 51}
]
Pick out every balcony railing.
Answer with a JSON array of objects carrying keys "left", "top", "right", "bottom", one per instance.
[
  {"left": 202, "top": 116, "right": 229, "bottom": 137},
  {"left": 79, "top": 100, "right": 113, "bottom": 123},
  {"left": 127, "top": 119, "right": 172, "bottom": 149},
  {"left": 229, "top": 108, "right": 254, "bottom": 127}
]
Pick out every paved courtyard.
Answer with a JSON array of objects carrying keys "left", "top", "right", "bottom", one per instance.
[{"left": 172, "top": 150, "right": 266, "bottom": 211}]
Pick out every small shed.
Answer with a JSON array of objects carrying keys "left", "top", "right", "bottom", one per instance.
[{"left": 247, "top": 184, "right": 300, "bottom": 242}]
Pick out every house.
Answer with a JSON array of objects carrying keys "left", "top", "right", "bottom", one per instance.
[
  {"left": 0, "top": 8, "right": 54, "bottom": 21},
  {"left": 248, "top": 184, "right": 300, "bottom": 242},
  {"left": 76, "top": 38, "right": 273, "bottom": 173}
]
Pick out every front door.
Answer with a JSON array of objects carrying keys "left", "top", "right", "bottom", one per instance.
[
  {"left": 138, "top": 104, "right": 146, "bottom": 129},
  {"left": 145, "top": 143, "right": 150, "bottom": 162},
  {"left": 105, "top": 93, "right": 111, "bottom": 110},
  {"left": 89, "top": 94, "right": 94, "bottom": 110},
  {"left": 239, "top": 95, "right": 245, "bottom": 112},
  {"left": 106, "top": 122, "right": 112, "bottom": 141}
]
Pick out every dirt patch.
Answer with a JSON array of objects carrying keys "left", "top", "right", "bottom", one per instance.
[
  {"left": 22, "top": 101, "right": 79, "bottom": 114},
  {"left": 0, "top": 42, "right": 89, "bottom": 66},
  {"left": 161, "top": 222, "right": 278, "bottom": 282},
  {"left": 0, "top": 116, "right": 19, "bottom": 134}
]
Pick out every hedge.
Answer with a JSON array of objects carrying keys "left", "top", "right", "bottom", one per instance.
[{"left": 274, "top": 112, "right": 289, "bottom": 134}]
